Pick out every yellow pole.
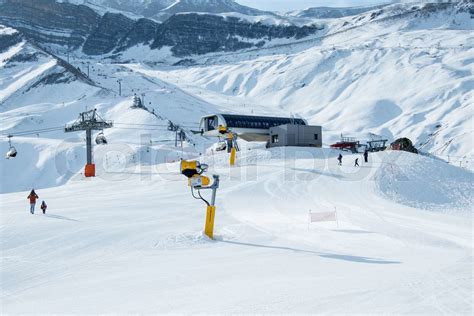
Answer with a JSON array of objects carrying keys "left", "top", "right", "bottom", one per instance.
[
  {"left": 230, "top": 147, "right": 236, "bottom": 166},
  {"left": 204, "top": 205, "right": 216, "bottom": 239}
]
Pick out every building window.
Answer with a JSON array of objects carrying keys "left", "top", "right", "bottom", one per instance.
[
  {"left": 314, "top": 134, "right": 318, "bottom": 140},
  {"left": 207, "top": 117, "right": 217, "bottom": 131},
  {"left": 272, "top": 135, "right": 279, "bottom": 143}
]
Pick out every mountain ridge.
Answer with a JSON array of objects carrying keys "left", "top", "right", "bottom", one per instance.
[
  {"left": 57, "top": 0, "right": 275, "bottom": 21},
  {"left": 0, "top": 0, "right": 322, "bottom": 56}
]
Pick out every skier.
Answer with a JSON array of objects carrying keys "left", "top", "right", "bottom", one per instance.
[
  {"left": 27, "top": 189, "right": 39, "bottom": 214},
  {"left": 364, "top": 149, "right": 369, "bottom": 163},
  {"left": 354, "top": 158, "right": 359, "bottom": 167},
  {"left": 337, "top": 153, "right": 343, "bottom": 166},
  {"left": 40, "top": 200, "right": 47, "bottom": 214}
]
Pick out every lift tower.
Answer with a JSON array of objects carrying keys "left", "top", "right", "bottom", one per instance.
[
  {"left": 65, "top": 109, "right": 113, "bottom": 177},
  {"left": 218, "top": 126, "right": 238, "bottom": 166}
]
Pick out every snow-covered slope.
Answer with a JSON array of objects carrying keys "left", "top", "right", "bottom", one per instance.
[
  {"left": 160, "top": 0, "right": 273, "bottom": 16},
  {"left": 1, "top": 1, "right": 473, "bottom": 192},
  {"left": 155, "top": 3, "right": 473, "bottom": 167},
  {"left": 0, "top": 27, "right": 100, "bottom": 110},
  {"left": 1, "top": 1, "right": 472, "bottom": 192},
  {"left": 287, "top": 4, "right": 388, "bottom": 19},
  {"left": 58, "top": 0, "right": 175, "bottom": 16},
  {"left": 62, "top": 0, "right": 274, "bottom": 21},
  {"left": 0, "top": 35, "right": 214, "bottom": 193},
  {"left": 1, "top": 147, "right": 472, "bottom": 313}
]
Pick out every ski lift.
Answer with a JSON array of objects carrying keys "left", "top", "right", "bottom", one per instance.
[
  {"left": 132, "top": 94, "right": 142, "bottom": 108},
  {"left": 95, "top": 131, "right": 108, "bottom": 145},
  {"left": 5, "top": 135, "right": 17, "bottom": 159}
]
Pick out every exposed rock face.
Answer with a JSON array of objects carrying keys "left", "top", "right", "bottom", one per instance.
[
  {"left": 152, "top": 14, "right": 322, "bottom": 56},
  {"left": 117, "top": 18, "right": 159, "bottom": 50},
  {"left": 0, "top": 0, "right": 471, "bottom": 59},
  {"left": 29, "top": 70, "right": 77, "bottom": 88},
  {"left": 0, "top": 0, "right": 99, "bottom": 49},
  {"left": 153, "top": 0, "right": 276, "bottom": 22},
  {"left": 0, "top": 27, "right": 22, "bottom": 52},
  {"left": 0, "top": 0, "right": 321, "bottom": 57},
  {"left": 69, "top": 0, "right": 175, "bottom": 18},
  {"left": 289, "top": 5, "right": 387, "bottom": 19},
  {"left": 62, "top": 0, "right": 273, "bottom": 22},
  {"left": 83, "top": 13, "right": 134, "bottom": 55}
]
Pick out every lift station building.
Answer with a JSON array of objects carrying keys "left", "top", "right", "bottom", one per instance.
[
  {"left": 268, "top": 124, "right": 322, "bottom": 148},
  {"left": 200, "top": 113, "right": 322, "bottom": 147}
]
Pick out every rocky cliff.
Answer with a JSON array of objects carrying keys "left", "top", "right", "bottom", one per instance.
[
  {"left": 151, "top": 14, "right": 321, "bottom": 56},
  {"left": 0, "top": 25, "right": 22, "bottom": 52},
  {"left": 0, "top": 0, "right": 322, "bottom": 57},
  {"left": 0, "top": 0, "right": 99, "bottom": 49},
  {"left": 60, "top": 0, "right": 274, "bottom": 22},
  {"left": 288, "top": 5, "right": 387, "bottom": 19},
  {"left": 83, "top": 12, "right": 135, "bottom": 55}
]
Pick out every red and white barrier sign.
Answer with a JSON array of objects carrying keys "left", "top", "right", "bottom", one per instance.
[
  {"left": 309, "top": 211, "right": 336, "bottom": 222},
  {"left": 308, "top": 208, "right": 339, "bottom": 228}
]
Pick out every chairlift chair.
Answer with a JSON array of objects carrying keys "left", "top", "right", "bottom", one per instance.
[
  {"left": 5, "top": 136, "right": 17, "bottom": 159},
  {"left": 95, "top": 131, "right": 108, "bottom": 145}
]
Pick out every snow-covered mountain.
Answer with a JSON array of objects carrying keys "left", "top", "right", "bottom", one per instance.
[
  {"left": 0, "top": 1, "right": 473, "bottom": 314},
  {"left": 156, "top": 0, "right": 276, "bottom": 20},
  {"left": 287, "top": 4, "right": 388, "bottom": 19},
  {"left": 60, "top": 0, "right": 274, "bottom": 21},
  {"left": 1, "top": 0, "right": 473, "bottom": 193},
  {"left": 0, "top": 0, "right": 320, "bottom": 56},
  {"left": 157, "top": 1, "right": 473, "bottom": 161},
  {"left": 64, "top": 0, "right": 174, "bottom": 12},
  {"left": 0, "top": 27, "right": 99, "bottom": 108}
]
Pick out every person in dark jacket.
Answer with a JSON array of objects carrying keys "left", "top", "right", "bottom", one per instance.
[
  {"left": 337, "top": 154, "right": 343, "bottom": 166},
  {"left": 354, "top": 158, "right": 359, "bottom": 167},
  {"left": 364, "top": 150, "right": 369, "bottom": 163},
  {"left": 27, "top": 189, "right": 39, "bottom": 214},
  {"left": 40, "top": 201, "right": 47, "bottom": 214}
]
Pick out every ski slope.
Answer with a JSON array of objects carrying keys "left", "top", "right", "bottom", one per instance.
[
  {"left": 1, "top": 148, "right": 472, "bottom": 313},
  {"left": 1, "top": 1, "right": 473, "bottom": 193},
  {"left": 0, "top": 45, "right": 215, "bottom": 193},
  {"left": 0, "top": 2, "right": 473, "bottom": 313}
]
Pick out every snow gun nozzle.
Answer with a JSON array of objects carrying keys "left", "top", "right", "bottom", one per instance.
[{"left": 180, "top": 160, "right": 208, "bottom": 178}]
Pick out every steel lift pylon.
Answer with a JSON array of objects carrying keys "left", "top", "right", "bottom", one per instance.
[{"left": 65, "top": 109, "right": 113, "bottom": 177}]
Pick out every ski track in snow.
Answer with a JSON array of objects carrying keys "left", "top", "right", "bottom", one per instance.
[{"left": 0, "top": 148, "right": 472, "bottom": 313}]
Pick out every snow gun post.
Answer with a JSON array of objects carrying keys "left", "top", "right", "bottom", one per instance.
[
  {"left": 180, "top": 160, "right": 220, "bottom": 239},
  {"left": 218, "top": 125, "right": 238, "bottom": 166},
  {"left": 65, "top": 109, "right": 113, "bottom": 177}
]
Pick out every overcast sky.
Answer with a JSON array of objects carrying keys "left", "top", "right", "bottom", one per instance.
[{"left": 236, "top": 0, "right": 395, "bottom": 12}]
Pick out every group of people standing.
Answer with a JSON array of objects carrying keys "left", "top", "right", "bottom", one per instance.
[
  {"left": 337, "top": 149, "right": 369, "bottom": 167},
  {"left": 27, "top": 189, "right": 47, "bottom": 215}
]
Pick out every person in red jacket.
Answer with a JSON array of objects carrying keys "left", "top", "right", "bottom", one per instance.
[{"left": 27, "top": 189, "right": 38, "bottom": 214}]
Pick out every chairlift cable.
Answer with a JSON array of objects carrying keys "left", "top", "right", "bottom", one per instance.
[
  {"left": 1, "top": 126, "right": 64, "bottom": 137},
  {"left": 2, "top": 124, "right": 198, "bottom": 138}
]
